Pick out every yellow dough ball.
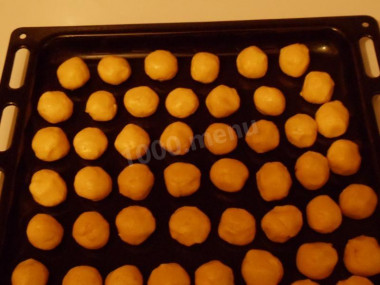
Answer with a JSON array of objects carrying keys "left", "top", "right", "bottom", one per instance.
[
  {"left": 165, "top": 88, "right": 199, "bottom": 118},
  {"left": 148, "top": 263, "right": 190, "bottom": 285},
  {"left": 105, "top": 265, "right": 143, "bottom": 285},
  {"left": 344, "top": 235, "right": 380, "bottom": 276},
  {"left": 295, "top": 151, "right": 330, "bottom": 190},
  {"left": 253, "top": 86, "right": 286, "bottom": 116},
  {"left": 261, "top": 205, "right": 303, "bottom": 243},
  {"left": 205, "top": 85, "right": 240, "bottom": 118},
  {"left": 85, "top": 90, "right": 117, "bottom": 121},
  {"left": 144, "top": 50, "right": 178, "bottom": 81},
  {"left": 31, "top": 127, "right": 70, "bottom": 162},
  {"left": 337, "top": 276, "right": 374, "bottom": 285},
  {"left": 26, "top": 213, "right": 64, "bottom": 250},
  {"left": 218, "top": 208, "right": 256, "bottom": 246},
  {"left": 37, "top": 91, "right": 73, "bottom": 124},
  {"left": 164, "top": 162, "right": 201, "bottom": 197},
  {"left": 204, "top": 123, "right": 238, "bottom": 155},
  {"left": 285, "top": 114, "right": 317, "bottom": 148},
  {"left": 29, "top": 169, "right": 67, "bottom": 207},
  {"left": 73, "top": 127, "right": 108, "bottom": 160},
  {"left": 169, "top": 206, "right": 211, "bottom": 246},
  {"left": 237, "top": 46, "right": 268, "bottom": 79},
  {"left": 245, "top": 120, "right": 280, "bottom": 153},
  {"left": 210, "top": 158, "right": 249, "bottom": 192},
  {"left": 191, "top": 52, "right": 220, "bottom": 83},
  {"left": 159, "top": 121, "right": 193, "bottom": 155},
  {"left": 195, "top": 260, "right": 234, "bottom": 285},
  {"left": 291, "top": 279, "right": 319, "bottom": 285},
  {"left": 279, "top": 43, "right": 310, "bottom": 78},
  {"left": 241, "top": 249, "right": 284, "bottom": 285},
  {"left": 114, "top": 124, "right": 150, "bottom": 160},
  {"left": 74, "top": 166, "right": 112, "bottom": 201},
  {"left": 118, "top": 163, "right": 154, "bottom": 200},
  {"left": 115, "top": 206, "right": 156, "bottom": 245},
  {"left": 57, "top": 57, "right": 90, "bottom": 90},
  {"left": 124, "top": 86, "right": 159, "bottom": 118},
  {"left": 11, "top": 258, "right": 49, "bottom": 285},
  {"left": 62, "top": 266, "right": 102, "bottom": 285},
  {"left": 315, "top": 100, "right": 349, "bottom": 138},
  {"left": 300, "top": 71, "right": 335, "bottom": 104},
  {"left": 98, "top": 55, "right": 131, "bottom": 85},
  {"left": 327, "top": 139, "right": 361, "bottom": 176}
]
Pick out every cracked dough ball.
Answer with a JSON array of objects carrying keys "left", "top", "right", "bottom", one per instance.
[
  {"left": 32, "top": 127, "right": 70, "bottom": 162},
  {"left": 191, "top": 52, "right": 220, "bottom": 83},
  {"left": 315, "top": 100, "right": 349, "bottom": 138},
  {"left": 237, "top": 46, "right": 268, "bottom": 79},
  {"left": 37, "top": 91, "right": 73, "bottom": 124},
  {"left": 73, "top": 127, "right": 108, "bottom": 160},
  {"left": 74, "top": 166, "right": 112, "bottom": 201},
  {"left": 63, "top": 266, "right": 102, "bottom": 285},
  {"left": 114, "top": 124, "right": 150, "bottom": 160},
  {"left": 285, "top": 114, "right": 317, "bottom": 148},
  {"left": 291, "top": 280, "right": 319, "bottom": 285},
  {"left": 98, "top": 55, "right": 131, "bottom": 85},
  {"left": 12, "top": 258, "right": 49, "bottom": 285},
  {"left": 279, "top": 43, "right": 310, "bottom": 78},
  {"left": 165, "top": 88, "right": 199, "bottom": 118},
  {"left": 124, "top": 86, "right": 159, "bottom": 118},
  {"left": 145, "top": 50, "right": 178, "bottom": 81},
  {"left": 206, "top": 85, "right": 240, "bottom": 118},
  {"left": 195, "top": 260, "right": 234, "bottom": 285},
  {"left": 300, "top": 71, "right": 335, "bottom": 104},
  {"left": 105, "top": 265, "right": 143, "bottom": 285},
  {"left": 245, "top": 120, "right": 280, "bottom": 153},
  {"left": 86, "top": 90, "right": 117, "bottom": 121},
  {"left": 148, "top": 263, "right": 190, "bottom": 285},
  {"left": 159, "top": 121, "right": 193, "bottom": 155},
  {"left": 204, "top": 123, "right": 238, "bottom": 155},
  {"left": 164, "top": 162, "right": 201, "bottom": 197},
  {"left": 57, "top": 57, "right": 90, "bottom": 90},
  {"left": 327, "top": 139, "right": 361, "bottom": 176},
  {"left": 337, "top": 276, "right": 374, "bottom": 285},
  {"left": 253, "top": 86, "right": 286, "bottom": 116},
  {"left": 210, "top": 158, "right": 249, "bottom": 192}
]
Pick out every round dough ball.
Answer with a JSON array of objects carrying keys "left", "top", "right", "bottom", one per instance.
[
  {"left": 245, "top": 120, "right": 280, "bottom": 153},
  {"left": 29, "top": 169, "right": 67, "bottom": 207},
  {"left": 73, "top": 127, "right": 108, "bottom": 160},
  {"left": 85, "top": 90, "right": 117, "bottom": 121},
  {"left": 144, "top": 50, "right": 178, "bottom": 81},
  {"left": 300, "top": 71, "right": 335, "bottom": 104},
  {"left": 74, "top": 166, "right": 112, "bottom": 201},
  {"left": 295, "top": 151, "right": 330, "bottom": 190},
  {"left": 159, "top": 121, "right": 193, "bottom": 155},
  {"left": 164, "top": 162, "right": 201, "bottom": 197},
  {"left": 37, "top": 91, "right": 73, "bottom": 124},
  {"left": 327, "top": 139, "right": 361, "bottom": 176},
  {"left": 148, "top": 263, "right": 190, "bottom": 285},
  {"left": 344, "top": 235, "right": 380, "bottom": 276},
  {"left": 261, "top": 205, "right": 303, "bottom": 243},
  {"left": 279, "top": 43, "right": 310, "bottom": 78},
  {"left": 105, "top": 265, "right": 143, "bottom": 285},
  {"left": 205, "top": 85, "right": 240, "bottom": 118},
  {"left": 26, "top": 213, "right": 64, "bottom": 250},
  {"left": 210, "top": 158, "right": 249, "bottom": 192},
  {"left": 291, "top": 279, "right": 319, "bottom": 285},
  {"left": 32, "top": 127, "right": 70, "bottom": 162},
  {"left": 12, "top": 258, "right": 49, "bottom": 285},
  {"left": 191, "top": 52, "right": 220, "bottom": 83},
  {"left": 256, "top": 161, "right": 292, "bottom": 202},
  {"left": 118, "top": 163, "right": 154, "bottom": 200},
  {"left": 115, "top": 206, "right": 156, "bottom": 245},
  {"left": 98, "top": 55, "right": 131, "bottom": 85},
  {"left": 124, "top": 86, "right": 159, "bottom": 118},
  {"left": 62, "top": 266, "right": 102, "bottom": 285},
  {"left": 218, "top": 208, "right": 256, "bottom": 246},
  {"left": 339, "top": 184, "right": 378, "bottom": 220},
  {"left": 285, "top": 114, "right": 317, "bottom": 148},
  {"left": 195, "top": 260, "right": 234, "bottom": 285},
  {"left": 169, "top": 206, "right": 211, "bottom": 246},
  {"left": 236, "top": 46, "right": 268, "bottom": 79},
  {"left": 165, "top": 88, "right": 199, "bottom": 118},
  {"left": 315, "top": 100, "right": 349, "bottom": 138},
  {"left": 57, "top": 57, "right": 90, "bottom": 90},
  {"left": 204, "top": 123, "right": 238, "bottom": 155},
  {"left": 253, "top": 86, "right": 286, "bottom": 116},
  {"left": 337, "top": 276, "right": 374, "bottom": 285},
  {"left": 306, "top": 195, "right": 342, "bottom": 234},
  {"left": 72, "top": 211, "right": 110, "bottom": 250},
  {"left": 114, "top": 124, "right": 150, "bottom": 160},
  {"left": 241, "top": 249, "right": 283, "bottom": 285}
]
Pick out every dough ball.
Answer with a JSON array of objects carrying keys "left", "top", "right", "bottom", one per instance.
[
  {"left": 57, "top": 57, "right": 90, "bottom": 90},
  {"left": 159, "top": 121, "right": 193, "bottom": 155},
  {"left": 253, "top": 86, "right": 286, "bottom": 116},
  {"left": 205, "top": 85, "right": 240, "bottom": 118},
  {"left": 11, "top": 258, "right": 49, "bottom": 285},
  {"left": 337, "top": 276, "right": 374, "bottom": 285},
  {"left": 256, "top": 161, "right": 292, "bottom": 202},
  {"left": 164, "top": 162, "right": 201, "bottom": 197},
  {"left": 73, "top": 127, "right": 108, "bottom": 160},
  {"left": 37, "top": 91, "right": 73, "bottom": 124},
  {"left": 285, "top": 114, "right": 317, "bottom": 148},
  {"left": 291, "top": 279, "right": 319, "bottom": 285},
  {"left": 74, "top": 166, "right": 112, "bottom": 201},
  {"left": 114, "top": 124, "right": 150, "bottom": 160},
  {"left": 148, "top": 263, "right": 190, "bottom": 285},
  {"left": 105, "top": 265, "right": 143, "bottom": 285},
  {"left": 315, "top": 100, "right": 349, "bottom": 138},
  {"left": 195, "top": 260, "right": 234, "bottom": 285},
  {"left": 339, "top": 184, "right": 378, "bottom": 220},
  {"left": 115, "top": 206, "right": 156, "bottom": 245},
  {"left": 29, "top": 169, "right": 67, "bottom": 207},
  {"left": 245, "top": 120, "right": 280, "bottom": 153},
  {"left": 144, "top": 50, "right": 178, "bottom": 81},
  {"left": 124, "top": 86, "right": 159, "bottom": 118},
  {"left": 32, "top": 127, "right": 70, "bottom": 162},
  {"left": 236, "top": 46, "right": 268, "bottom": 79},
  {"left": 279, "top": 43, "right": 310, "bottom": 78},
  {"left": 191, "top": 52, "right": 220, "bottom": 83},
  {"left": 218, "top": 208, "right": 256, "bottom": 246},
  {"left": 118, "top": 163, "right": 154, "bottom": 200},
  {"left": 300, "top": 71, "right": 335, "bottom": 104},
  {"left": 204, "top": 123, "right": 238, "bottom": 155},
  {"left": 165, "top": 88, "right": 199, "bottom": 118},
  {"left": 344, "top": 235, "right": 380, "bottom": 276},
  {"left": 261, "top": 205, "right": 303, "bottom": 243},
  {"left": 62, "top": 266, "right": 102, "bottom": 285},
  {"left": 26, "top": 213, "right": 64, "bottom": 250},
  {"left": 296, "top": 242, "right": 338, "bottom": 280},
  {"left": 169, "top": 206, "right": 211, "bottom": 246},
  {"left": 98, "top": 55, "right": 131, "bottom": 85},
  {"left": 210, "top": 158, "right": 249, "bottom": 192},
  {"left": 327, "top": 139, "right": 361, "bottom": 176},
  {"left": 295, "top": 151, "right": 330, "bottom": 190},
  {"left": 241, "top": 249, "right": 283, "bottom": 285},
  {"left": 85, "top": 90, "right": 117, "bottom": 121}
]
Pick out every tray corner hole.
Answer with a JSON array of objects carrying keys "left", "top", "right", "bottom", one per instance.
[
  {"left": 8, "top": 48, "right": 30, "bottom": 89},
  {"left": 0, "top": 170, "right": 4, "bottom": 200},
  {"left": 362, "top": 22, "right": 370, "bottom": 28},
  {"left": 372, "top": 94, "right": 380, "bottom": 134},
  {"left": 359, "top": 37, "right": 380, "bottom": 78},
  {"left": 0, "top": 105, "right": 19, "bottom": 152},
  {"left": 19, "top": 33, "right": 27, "bottom": 40}
]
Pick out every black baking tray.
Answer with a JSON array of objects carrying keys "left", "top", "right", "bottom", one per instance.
[{"left": 0, "top": 16, "right": 380, "bottom": 284}]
